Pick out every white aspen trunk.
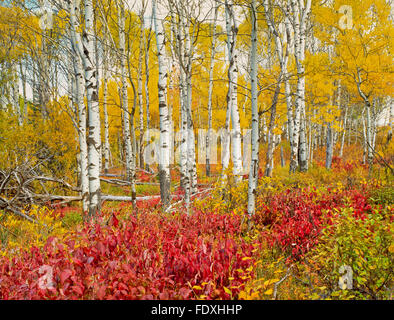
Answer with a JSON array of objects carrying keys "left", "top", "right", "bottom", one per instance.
[
  {"left": 144, "top": 16, "right": 152, "bottom": 172},
  {"left": 284, "top": 16, "right": 293, "bottom": 149},
  {"left": 265, "top": 85, "right": 279, "bottom": 177},
  {"left": 310, "top": 114, "right": 315, "bottom": 163},
  {"left": 340, "top": 106, "right": 347, "bottom": 158},
  {"left": 103, "top": 34, "right": 110, "bottom": 174},
  {"left": 348, "top": 112, "right": 352, "bottom": 146},
  {"left": 138, "top": 13, "right": 145, "bottom": 169},
  {"left": 83, "top": 0, "right": 101, "bottom": 216},
  {"left": 325, "top": 122, "right": 333, "bottom": 169},
  {"left": 179, "top": 69, "right": 189, "bottom": 196},
  {"left": 118, "top": 1, "right": 136, "bottom": 205},
  {"left": 184, "top": 14, "right": 198, "bottom": 196},
  {"left": 153, "top": 0, "right": 171, "bottom": 207},
  {"left": 130, "top": 83, "right": 138, "bottom": 187},
  {"left": 168, "top": 32, "right": 175, "bottom": 170},
  {"left": 288, "top": 0, "right": 301, "bottom": 173},
  {"left": 172, "top": 3, "right": 198, "bottom": 204},
  {"left": 288, "top": 0, "right": 311, "bottom": 173},
  {"left": 263, "top": 0, "right": 290, "bottom": 177},
  {"left": 298, "top": 0, "right": 310, "bottom": 172},
  {"left": 371, "top": 99, "right": 377, "bottom": 153},
  {"left": 19, "top": 61, "right": 27, "bottom": 124},
  {"left": 170, "top": 6, "right": 188, "bottom": 195},
  {"left": 93, "top": 12, "right": 102, "bottom": 173},
  {"left": 362, "top": 108, "right": 367, "bottom": 164},
  {"left": 39, "top": 33, "right": 49, "bottom": 119},
  {"left": 221, "top": 103, "right": 231, "bottom": 180},
  {"left": 247, "top": 0, "right": 259, "bottom": 216},
  {"left": 389, "top": 99, "right": 393, "bottom": 142},
  {"left": 221, "top": 1, "right": 232, "bottom": 180},
  {"left": 206, "top": 0, "right": 219, "bottom": 177},
  {"left": 366, "top": 102, "right": 374, "bottom": 166},
  {"left": 186, "top": 102, "right": 197, "bottom": 197},
  {"left": 225, "top": 0, "right": 243, "bottom": 182},
  {"left": 356, "top": 69, "right": 374, "bottom": 169},
  {"left": 12, "top": 64, "right": 21, "bottom": 125},
  {"left": 299, "top": 109, "right": 308, "bottom": 170},
  {"left": 75, "top": 60, "right": 90, "bottom": 214},
  {"left": 308, "top": 115, "right": 312, "bottom": 162},
  {"left": 69, "top": 0, "right": 89, "bottom": 214}
]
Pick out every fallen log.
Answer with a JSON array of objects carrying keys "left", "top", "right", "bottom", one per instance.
[
  {"left": 100, "top": 178, "right": 160, "bottom": 186},
  {"left": 100, "top": 173, "right": 124, "bottom": 178},
  {"left": 31, "top": 193, "right": 165, "bottom": 203},
  {"left": 101, "top": 195, "right": 162, "bottom": 201}
]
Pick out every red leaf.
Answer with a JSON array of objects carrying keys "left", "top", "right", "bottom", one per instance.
[
  {"left": 97, "top": 286, "right": 106, "bottom": 300},
  {"left": 60, "top": 269, "right": 73, "bottom": 285},
  {"left": 72, "top": 285, "right": 84, "bottom": 296},
  {"left": 179, "top": 287, "right": 191, "bottom": 299},
  {"left": 159, "top": 292, "right": 169, "bottom": 300},
  {"left": 112, "top": 213, "right": 119, "bottom": 228}
]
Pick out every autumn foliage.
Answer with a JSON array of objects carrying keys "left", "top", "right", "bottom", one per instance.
[
  {"left": 0, "top": 208, "right": 258, "bottom": 300},
  {"left": 1, "top": 164, "right": 392, "bottom": 300}
]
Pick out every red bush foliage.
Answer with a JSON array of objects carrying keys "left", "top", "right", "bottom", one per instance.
[
  {"left": 254, "top": 188, "right": 372, "bottom": 260},
  {"left": 0, "top": 210, "right": 257, "bottom": 300}
]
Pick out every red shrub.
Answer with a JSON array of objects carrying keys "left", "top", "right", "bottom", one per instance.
[
  {"left": 253, "top": 188, "right": 372, "bottom": 261},
  {"left": 0, "top": 210, "right": 257, "bottom": 300}
]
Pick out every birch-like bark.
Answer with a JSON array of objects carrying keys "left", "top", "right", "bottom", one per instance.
[
  {"left": 69, "top": 0, "right": 89, "bottom": 214},
  {"left": 39, "top": 32, "right": 50, "bottom": 119},
  {"left": 144, "top": 14, "right": 153, "bottom": 172},
  {"left": 308, "top": 115, "right": 312, "bottom": 162},
  {"left": 325, "top": 122, "right": 333, "bottom": 169},
  {"left": 118, "top": 0, "right": 136, "bottom": 205},
  {"left": 83, "top": 0, "right": 101, "bottom": 217},
  {"left": 138, "top": 7, "right": 146, "bottom": 169},
  {"left": 247, "top": 0, "right": 259, "bottom": 216},
  {"left": 20, "top": 61, "right": 27, "bottom": 124},
  {"left": 93, "top": 11, "right": 102, "bottom": 173},
  {"left": 12, "top": 63, "right": 22, "bottom": 126},
  {"left": 263, "top": 0, "right": 290, "bottom": 177},
  {"left": 170, "top": 2, "right": 198, "bottom": 204},
  {"left": 284, "top": 16, "right": 293, "bottom": 148},
  {"left": 169, "top": 6, "right": 188, "bottom": 194},
  {"left": 206, "top": 0, "right": 219, "bottom": 177},
  {"left": 339, "top": 93, "right": 348, "bottom": 158},
  {"left": 366, "top": 101, "right": 373, "bottom": 166},
  {"left": 362, "top": 108, "right": 367, "bottom": 164},
  {"left": 288, "top": 0, "right": 311, "bottom": 173},
  {"left": 225, "top": 0, "right": 243, "bottom": 182},
  {"left": 356, "top": 69, "right": 374, "bottom": 168},
  {"left": 103, "top": 30, "right": 110, "bottom": 174},
  {"left": 388, "top": 99, "right": 393, "bottom": 143},
  {"left": 298, "top": 0, "right": 310, "bottom": 172},
  {"left": 183, "top": 11, "right": 198, "bottom": 196},
  {"left": 153, "top": 0, "right": 171, "bottom": 207}
]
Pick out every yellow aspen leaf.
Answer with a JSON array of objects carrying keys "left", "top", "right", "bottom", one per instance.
[
  {"left": 223, "top": 287, "right": 232, "bottom": 295},
  {"left": 264, "top": 288, "right": 273, "bottom": 295}
]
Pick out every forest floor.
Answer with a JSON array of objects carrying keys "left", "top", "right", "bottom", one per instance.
[{"left": 0, "top": 146, "right": 393, "bottom": 300}]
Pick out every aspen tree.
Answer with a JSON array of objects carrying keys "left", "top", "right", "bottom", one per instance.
[
  {"left": 206, "top": 0, "right": 219, "bottom": 177},
  {"left": 69, "top": 0, "right": 90, "bottom": 214},
  {"left": 247, "top": 0, "right": 259, "bottom": 216},
  {"left": 224, "top": 0, "right": 243, "bottom": 182},
  {"left": 83, "top": 0, "right": 102, "bottom": 216},
  {"left": 153, "top": 0, "right": 171, "bottom": 207}
]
